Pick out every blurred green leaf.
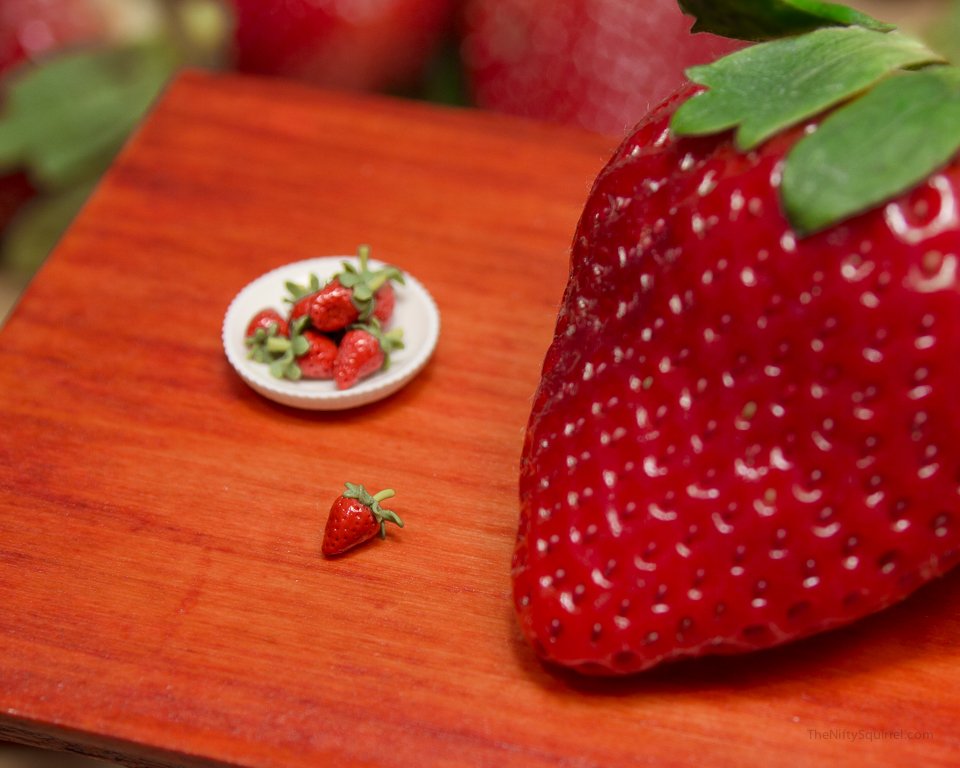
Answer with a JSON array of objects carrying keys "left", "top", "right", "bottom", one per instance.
[
  {"left": 0, "top": 41, "right": 178, "bottom": 190},
  {"left": 2, "top": 181, "right": 95, "bottom": 277},
  {"left": 678, "top": 0, "right": 892, "bottom": 41}
]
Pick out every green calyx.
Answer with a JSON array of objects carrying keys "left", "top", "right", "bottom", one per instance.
[
  {"left": 671, "top": 1, "right": 960, "bottom": 236},
  {"left": 342, "top": 482, "right": 404, "bottom": 538},
  {"left": 677, "top": 0, "right": 891, "bottom": 42},
  {"left": 245, "top": 321, "right": 286, "bottom": 364},
  {"left": 337, "top": 244, "right": 405, "bottom": 321},
  {"left": 284, "top": 272, "right": 322, "bottom": 304},
  {"left": 264, "top": 315, "right": 311, "bottom": 380}
]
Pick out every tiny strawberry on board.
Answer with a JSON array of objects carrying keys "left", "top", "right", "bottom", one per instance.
[
  {"left": 322, "top": 482, "right": 404, "bottom": 556},
  {"left": 515, "top": 0, "right": 960, "bottom": 675}
]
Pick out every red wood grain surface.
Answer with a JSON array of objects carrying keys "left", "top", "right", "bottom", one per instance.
[{"left": 0, "top": 70, "right": 958, "bottom": 768}]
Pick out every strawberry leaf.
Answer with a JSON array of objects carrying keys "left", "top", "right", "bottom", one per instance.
[
  {"left": 284, "top": 273, "right": 321, "bottom": 301},
  {"left": 0, "top": 42, "right": 176, "bottom": 190},
  {"left": 291, "top": 335, "right": 310, "bottom": 356},
  {"left": 671, "top": 27, "right": 941, "bottom": 150},
  {"left": 678, "top": 0, "right": 892, "bottom": 41},
  {"left": 341, "top": 483, "right": 404, "bottom": 537},
  {"left": 783, "top": 66, "right": 960, "bottom": 235}
]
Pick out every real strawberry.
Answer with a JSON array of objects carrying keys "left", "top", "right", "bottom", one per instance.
[
  {"left": 228, "top": 0, "right": 456, "bottom": 93},
  {"left": 515, "top": 2, "right": 960, "bottom": 675},
  {"left": 461, "top": 0, "right": 742, "bottom": 135},
  {"left": 334, "top": 319, "right": 404, "bottom": 390},
  {"left": 322, "top": 482, "right": 404, "bottom": 556}
]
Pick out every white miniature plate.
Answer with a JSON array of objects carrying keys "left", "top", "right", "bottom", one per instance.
[{"left": 223, "top": 256, "right": 440, "bottom": 410}]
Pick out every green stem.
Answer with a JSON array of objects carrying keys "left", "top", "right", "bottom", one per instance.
[
  {"left": 266, "top": 336, "right": 290, "bottom": 353},
  {"left": 357, "top": 243, "right": 370, "bottom": 272},
  {"left": 373, "top": 489, "right": 396, "bottom": 503}
]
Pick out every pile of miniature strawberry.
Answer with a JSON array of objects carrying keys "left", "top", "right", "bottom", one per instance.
[{"left": 244, "top": 246, "right": 404, "bottom": 390}]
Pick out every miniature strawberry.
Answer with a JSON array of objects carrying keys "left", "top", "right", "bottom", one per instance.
[
  {"left": 515, "top": 2, "right": 960, "bottom": 675},
  {"left": 245, "top": 308, "right": 289, "bottom": 339},
  {"left": 308, "top": 279, "right": 361, "bottom": 332},
  {"left": 253, "top": 315, "right": 334, "bottom": 381},
  {"left": 309, "top": 245, "right": 404, "bottom": 332},
  {"left": 322, "top": 482, "right": 404, "bottom": 556},
  {"left": 334, "top": 319, "right": 404, "bottom": 390},
  {"left": 284, "top": 273, "right": 322, "bottom": 324},
  {"left": 244, "top": 308, "right": 289, "bottom": 363},
  {"left": 296, "top": 329, "right": 338, "bottom": 380},
  {"left": 461, "top": 0, "right": 743, "bottom": 135}
]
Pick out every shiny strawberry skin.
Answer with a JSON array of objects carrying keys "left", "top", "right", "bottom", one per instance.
[
  {"left": 373, "top": 282, "right": 396, "bottom": 326},
  {"left": 309, "top": 279, "right": 359, "bottom": 332},
  {"left": 308, "top": 279, "right": 395, "bottom": 331},
  {"left": 334, "top": 328, "right": 384, "bottom": 390},
  {"left": 298, "top": 330, "right": 338, "bottom": 379},
  {"left": 461, "top": 0, "right": 742, "bottom": 135},
  {"left": 289, "top": 292, "right": 316, "bottom": 325},
  {"left": 515, "top": 84, "right": 960, "bottom": 675},
  {"left": 245, "top": 308, "right": 288, "bottom": 339},
  {"left": 322, "top": 495, "right": 381, "bottom": 556}
]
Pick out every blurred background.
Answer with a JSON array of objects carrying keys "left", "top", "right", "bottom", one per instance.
[
  {"left": 0, "top": 0, "right": 956, "bottom": 765},
  {"left": 0, "top": 0, "right": 955, "bottom": 328}
]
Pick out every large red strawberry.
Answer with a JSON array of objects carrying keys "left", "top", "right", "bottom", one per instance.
[
  {"left": 460, "top": 0, "right": 743, "bottom": 135},
  {"left": 515, "top": 2, "right": 960, "bottom": 675},
  {"left": 0, "top": 0, "right": 107, "bottom": 76},
  {"left": 322, "top": 482, "right": 404, "bottom": 556},
  {"left": 228, "top": 0, "right": 457, "bottom": 92}
]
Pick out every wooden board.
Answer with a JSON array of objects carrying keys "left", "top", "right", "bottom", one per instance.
[{"left": 1, "top": 70, "right": 958, "bottom": 768}]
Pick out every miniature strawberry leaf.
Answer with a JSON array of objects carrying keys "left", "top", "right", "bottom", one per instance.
[
  {"left": 671, "top": 26, "right": 941, "bottom": 150},
  {"left": 783, "top": 66, "right": 960, "bottom": 235},
  {"left": 291, "top": 335, "right": 310, "bottom": 356},
  {"left": 342, "top": 483, "right": 403, "bottom": 537},
  {"left": 678, "top": 0, "right": 892, "bottom": 41},
  {"left": 335, "top": 244, "right": 404, "bottom": 320},
  {"left": 284, "top": 273, "right": 321, "bottom": 302}
]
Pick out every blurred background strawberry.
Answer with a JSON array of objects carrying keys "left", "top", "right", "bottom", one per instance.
[
  {"left": 229, "top": 0, "right": 458, "bottom": 92},
  {"left": 0, "top": 0, "right": 953, "bottom": 328},
  {"left": 460, "top": 0, "right": 743, "bottom": 135}
]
